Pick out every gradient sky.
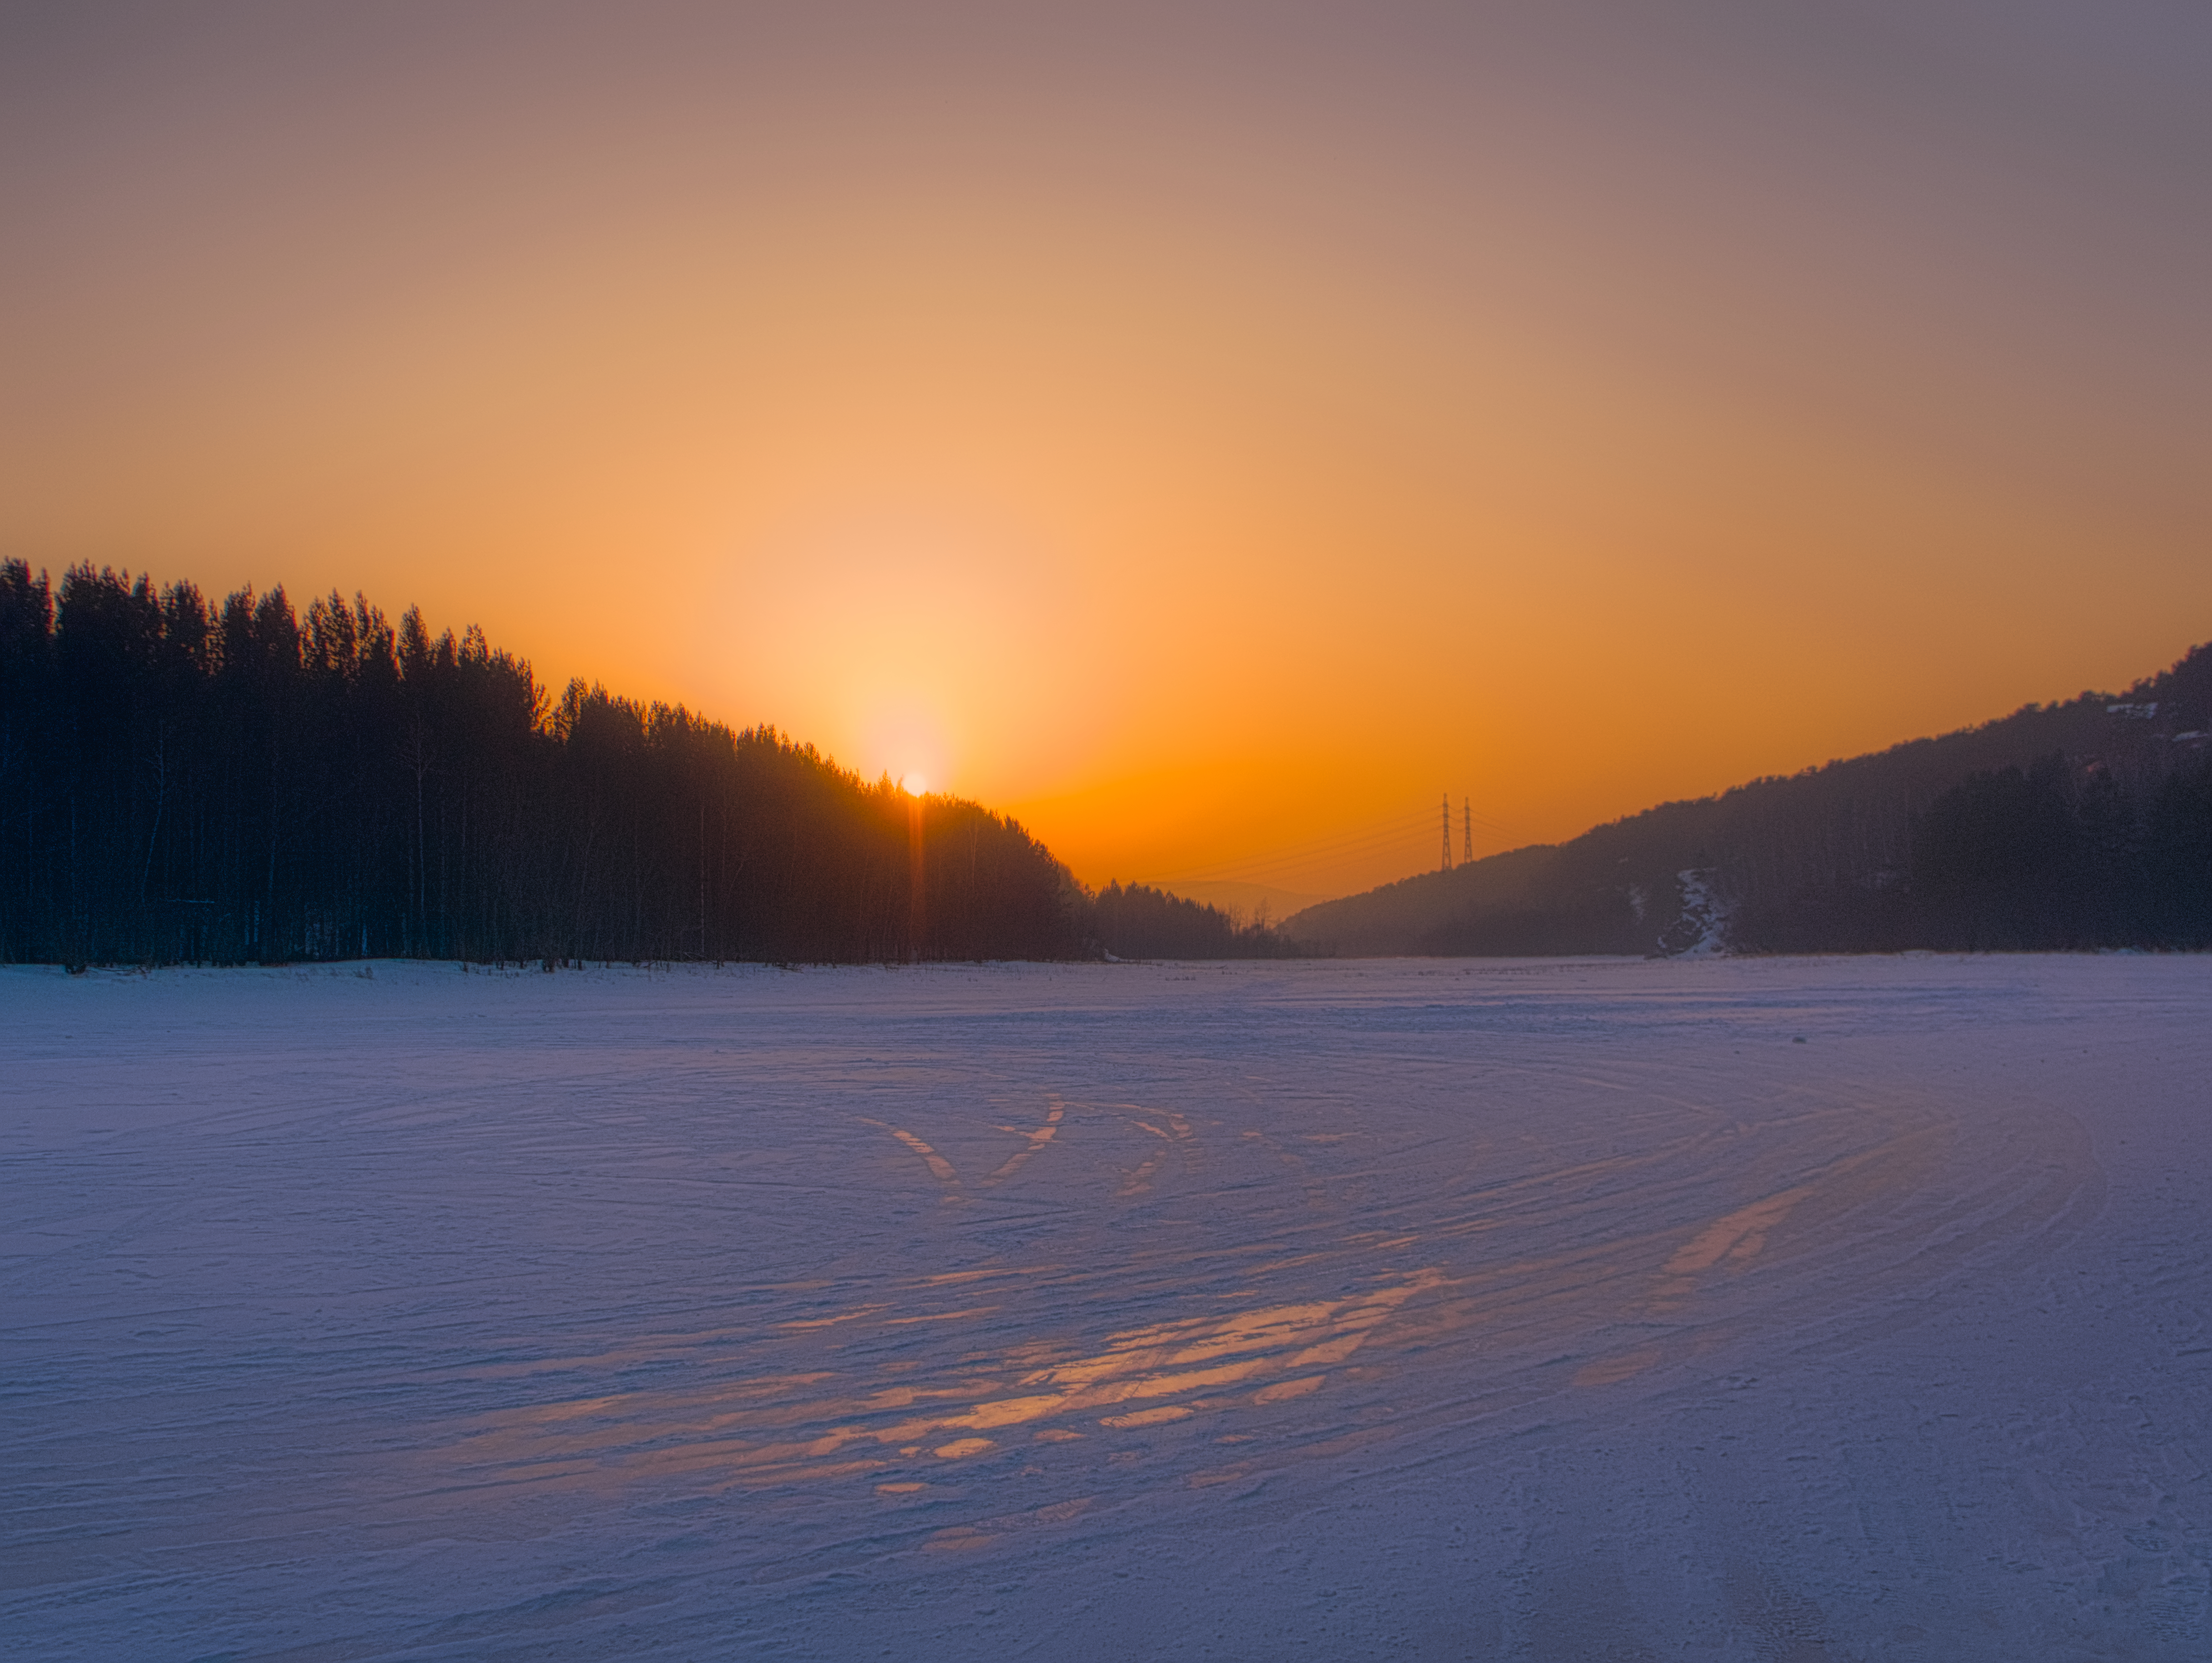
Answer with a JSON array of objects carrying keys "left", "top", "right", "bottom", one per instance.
[{"left": 6, "top": 2, "right": 2209, "bottom": 898}]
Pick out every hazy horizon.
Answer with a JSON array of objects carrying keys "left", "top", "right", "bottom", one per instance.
[{"left": 6, "top": 1, "right": 2208, "bottom": 896}]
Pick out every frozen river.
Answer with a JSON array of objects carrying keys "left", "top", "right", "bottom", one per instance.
[{"left": 5, "top": 955, "right": 2208, "bottom": 1659}]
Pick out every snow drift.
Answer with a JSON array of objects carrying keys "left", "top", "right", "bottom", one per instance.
[{"left": 5, "top": 956, "right": 2207, "bottom": 1658}]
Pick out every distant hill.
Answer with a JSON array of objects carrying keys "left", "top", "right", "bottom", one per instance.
[
  {"left": 1089, "top": 882, "right": 1302, "bottom": 960},
  {"left": 1284, "top": 643, "right": 2212, "bottom": 956},
  {"left": 0, "top": 562, "right": 1083, "bottom": 966},
  {"left": 1140, "top": 879, "right": 1331, "bottom": 923}
]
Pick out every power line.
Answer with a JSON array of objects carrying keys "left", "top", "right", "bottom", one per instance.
[
  {"left": 1145, "top": 808, "right": 1439, "bottom": 887},
  {"left": 1140, "top": 797, "right": 1526, "bottom": 891},
  {"left": 1153, "top": 805, "right": 1441, "bottom": 872}
]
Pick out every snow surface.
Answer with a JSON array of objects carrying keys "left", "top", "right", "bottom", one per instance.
[
  {"left": 5, "top": 955, "right": 2209, "bottom": 1661},
  {"left": 1658, "top": 871, "right": 1730, "bottom": 959}
]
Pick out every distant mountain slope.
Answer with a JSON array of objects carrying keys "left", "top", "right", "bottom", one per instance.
[
  {"left": 1285, "top": 644, "right": 2212, "bottom": 956},
  {"left": 1145, "top": 879, "right": 1330, "bottom": 923},
  {"left": 1089, "top": 882, "right": 1302, "bottom": 960}
]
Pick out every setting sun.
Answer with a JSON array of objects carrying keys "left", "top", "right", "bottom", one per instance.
[
  {"left": 7, "top": 6, "right": 2203, "bottom": 901},
  {"left": 5, "top": 8, "right": 2209, "bottom": 1658}
]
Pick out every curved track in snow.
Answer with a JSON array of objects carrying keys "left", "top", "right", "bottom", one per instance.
[{"left": 3, "top": 957, "right": 2202, "bottom": 1659}]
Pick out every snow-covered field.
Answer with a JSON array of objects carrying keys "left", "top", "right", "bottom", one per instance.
[{"left": 5, "top": 955, "right": 2208, "bottom": 1661}]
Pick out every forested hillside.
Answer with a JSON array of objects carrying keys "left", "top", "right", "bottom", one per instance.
[
  {"left": 12, "top": 559, "right": 2203, "bottom": 966},
  {"left": 0, "top": 562, "right": 1083, "bottom": 966},
  {"left": 1287, "top": 644, "right": 2212, "bottom": 956},
  {"left": 1089, "top": 882, "right": 1301, "bottom": 960}
]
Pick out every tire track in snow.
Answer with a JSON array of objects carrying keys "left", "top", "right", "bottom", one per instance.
[
  {"left": 1105, "top": 1104, "right": 1193, "bottom": 1197},
  {"left": 5, "top": 956, "right": 2188, "bottom": 1663},
  {"left": 857, "top": 1118, "right": 960, "bottom": 1191},
  {"left": 981, "top": 1099, "right": 1065, "bottom": 1187}
]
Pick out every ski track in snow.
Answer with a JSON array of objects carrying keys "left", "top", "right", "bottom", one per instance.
[{"left": 3, "top": 955, "right": 2208, "bottom": 1660}]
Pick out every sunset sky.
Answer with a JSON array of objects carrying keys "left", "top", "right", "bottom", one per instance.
[{"left": 5, "top": 2, "right": 2208, "bottom": 900}]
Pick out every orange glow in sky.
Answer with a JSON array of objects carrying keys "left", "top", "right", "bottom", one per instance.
[{"left": 4, "top": 4, "right": 2208, "bottom": 901}]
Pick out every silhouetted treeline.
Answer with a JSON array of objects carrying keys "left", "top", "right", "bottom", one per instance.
[
  {"left": 1889, "top": 753, "right": 2212, "bottom": 951},
  {"left": 0, "top": 562, "right": 1088, "bottom": 966},
  {"left": 1287, "top": 643, "right": 2212, "bottom": 956},
  {"left": 1090, "top": 881, "right": 1303, "bottom": 959}
]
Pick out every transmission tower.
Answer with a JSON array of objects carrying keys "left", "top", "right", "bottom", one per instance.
[
  {"left": 1462, "top": 798, "right": 1473, "bottom": 866},
  {"left": 1441, "top": 794, "right": 1453, "bottom": 872}
]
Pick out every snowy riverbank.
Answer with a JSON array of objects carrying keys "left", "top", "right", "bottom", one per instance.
[{"left": 5, "top": 955, "right": 2207, "bottom": 1658}]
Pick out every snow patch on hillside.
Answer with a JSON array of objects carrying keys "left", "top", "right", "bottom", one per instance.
[{"left": 1657, "top": 866, "right": 1730, "bottom": 955}]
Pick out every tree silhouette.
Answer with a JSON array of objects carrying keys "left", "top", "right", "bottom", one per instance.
[{"left": 0, "top": 561, "right": 1087, "bottom": 966}]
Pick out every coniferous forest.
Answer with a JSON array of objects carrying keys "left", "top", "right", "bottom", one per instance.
[
  {"left": 1088, "top": 881, "right": 1303, "bottom": 960},
  {"left": 0, "top": 562, "right": 1085, "bottom": 966},
  {"left": 1288, "top": 643, "right": 2212, "bottom": 957},
  {"left": 10, "top": 559, "right": 2206, "bottom": 968}
]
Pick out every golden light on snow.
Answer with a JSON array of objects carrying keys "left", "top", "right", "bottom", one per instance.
[{"left": 10, "top": 954, "right": 2197, "bottom": 1653}]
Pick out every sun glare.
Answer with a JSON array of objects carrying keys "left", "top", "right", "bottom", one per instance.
[{"left": 902, "top": 775, "right": 927, "bottom": 797}]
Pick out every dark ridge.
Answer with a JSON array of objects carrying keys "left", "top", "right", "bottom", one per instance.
[
  {"left": 1088, "top": 881, "right": 1304, "bottom": 960},
  {"left": 0, "top": 561, "right": 1084, "bottom": 965},
  {"left": 1286, "top": 643, "right": 2212, "bottom": 956}
]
